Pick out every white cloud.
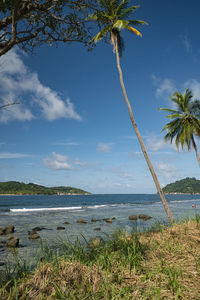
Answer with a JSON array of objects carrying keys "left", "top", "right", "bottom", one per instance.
[
  {"left": 112, "top": 167, "right": 133, "bottom": 180},
  {"left": 155, "top": 162, "right": 179, "bottom": 180},
  {"left": 0, "top": 152, "right": 30, "bottom": 159},
  {"left": 97, "top": 142, "right": 111, "bottom": 153},
  {"left": 74, "top": 159, "right": 89, "bottom": 167},
  {"left": 52, "top": 141, "right": 80, "bottom": 147},
  {"left": 43, "top": 152, "right": 99, "bottom": 171},
  {"left": 184, "top": 79, "right": 200, "bottom": 99},
  {"left": 43, "top": 152, "right": 73, "bottom": 170},
  {"left": 152, "top": 74, "right": 176, "bottom": 100},
  {"left": 146, "top": 136, "right": 166, "bottom": 151},
  {"left": 0, "top": 48, "right": 81, "bottom": 122},
  {"left": 182, "top": 34, "right": 192, "bottom": 53}
]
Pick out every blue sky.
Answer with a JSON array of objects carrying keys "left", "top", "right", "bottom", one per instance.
[{"left": 0, "top": 0, "right": 200, "bottom": 194}]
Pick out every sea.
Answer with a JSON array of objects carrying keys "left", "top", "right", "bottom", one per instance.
[{"left": 0, "top": 193, "right": 199, "bottom": 269}]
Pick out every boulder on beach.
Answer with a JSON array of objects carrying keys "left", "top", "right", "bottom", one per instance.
[
  {"left": 77, "top": 218, "right": 87, "bottom": 224},
  {"left": 28, "top": 231, "right": 40, "bottom": 240},
  {"left": 6, "top": 237, "right": 19, "bottom": 248},
  {"left": 139, "top": 214, "right": 152, "bottom": 221},
  {"left": 129, "top": 215, "right": 138, "bottom": 221},
  {"left": 94, "top": 228, "right": 101, "bottom": 231},
  {"left": 91, "top": 218, "right": 98, "bottom": 222},
  {"left": 0, "top": 228, "right": 5, "bottom": 235},
  {"left": 105, "top": 219, "right": 112, "bottom": 224},
  {"left": 5, "top": 225, "right": 15, "bottom": 234},
  {"left": 0, "top": 242, "right": 5, "bottom": 248},
  {"left": 57, "top": 226, "right": 65, "bottom": 230},
  {"left": 32, "top": 227, "right": 45, "bottom": 232}
]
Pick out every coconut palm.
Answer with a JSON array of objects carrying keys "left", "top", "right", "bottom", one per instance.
[
  {"left": 88, "top": 0, "right": 174, "bottom": 222},
  {"left": 159, "top": 88, "right": 200, "bottom": 167}
]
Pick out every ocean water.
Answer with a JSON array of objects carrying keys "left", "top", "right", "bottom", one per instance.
[{"left": 0, "top": 193, "right": 199, "bottom": 268}]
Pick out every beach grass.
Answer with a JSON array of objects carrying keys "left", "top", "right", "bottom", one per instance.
[{"left": 0, "top": 215, "right": 200, "bottom": 299}]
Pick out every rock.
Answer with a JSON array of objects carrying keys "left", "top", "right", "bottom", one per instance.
[
  {"left": 129, "top": 215, "right": 138, "bottom": 221},
  {"left": 105, "top": 219, "right": 112, "bottom": 224},
  {"left": 94, "top": 228, "right": 101, "bottom": 231},
  {"left": 0, "top": 242, "right": 4, "bottom": 248},
  {"left": 91, "top": 218, "right": 98, "bottom": 222},
  {"left": 88, "top": 237, "right": 102, "bottom": 248},
  {"left": 63, "top": 221, "right": 70, "bottom": 225},
  {"left": 0, "top": 228, "right": 5, "bottom": 235},
  {"left": 6, "top": 237, "right": 19, "bottom": 248},
  {"left": 5, "top": 225, "right": 15, "bottom": 234},
  {"left": 139, "top": 214, "right": 152, "bottom": 221},
  {"left": 77, "top": 218, "right": 87, "bottom": 224},
  {"left": 32, "top": 227, "right": 45, "bottom": 232},
  {"left": 57, "top": 226, "right": 65, "bottom": 230},
  {"left": 28, "top": 231, "right": 40, "bottom": 240}
]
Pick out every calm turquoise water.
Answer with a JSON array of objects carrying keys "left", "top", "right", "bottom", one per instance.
[{"left": 0, "top": 193, "right": 199, "bottom": 268}]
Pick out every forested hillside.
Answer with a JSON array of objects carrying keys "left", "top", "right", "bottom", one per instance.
[
  {"left": 162, "top": 177, "right": 200, "bottom": 194},
  {"left": 0, "top": 181, "right": 90, "bottom": 195}
]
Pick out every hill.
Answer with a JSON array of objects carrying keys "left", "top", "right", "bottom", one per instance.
[
  {"left": 162, "top": 177, "right": 200, "bottom": 194},
  {"left": 0, "top": 181, "right": 90, "bottom": 195}
]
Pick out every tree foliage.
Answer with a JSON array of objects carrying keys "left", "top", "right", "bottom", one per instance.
[
  {"left": 0, "top": 181, "right": 89, "bottom": 195},
  {"left": 87, "top": 0, "right": 146, "bottom": 57},
  {"left": 162, "top": 177, "right": 200, "bottom": 194},
  {"left": 159, "top": 88, "right": 200, "bottom": 166},
  {"left": 0, "top": 0, "right": 95, "bottom": 56}
]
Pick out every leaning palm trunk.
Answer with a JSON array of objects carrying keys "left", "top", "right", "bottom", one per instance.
[
  {"left": 192, "top": 136, "right": 200, "bottom": 167},
  {"left": 114, "top": 36, "right": 174, "bottom": 223}
]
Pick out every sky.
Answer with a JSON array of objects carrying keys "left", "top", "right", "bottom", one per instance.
[{"left": 0, "top": 0, "right": 200, "bottom": 194}]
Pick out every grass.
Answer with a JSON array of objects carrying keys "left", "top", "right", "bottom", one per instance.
[{"left": 0, "top": 215, "right": 200, "bottom": 299}]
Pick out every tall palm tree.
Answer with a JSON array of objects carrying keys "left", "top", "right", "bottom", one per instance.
[
  {"left": 88, "top": 0, "right": 174, "bottom": 223},
  {"left": 159, "top": 88, "right": 200, "bottom": 166}
]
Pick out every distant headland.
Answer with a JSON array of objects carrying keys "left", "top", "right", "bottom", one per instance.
[
  {"left": 0, "top": 181, "right": 90, "bottom": 195},
  {"left": 162, "top": 177, "right": 200, "bottom": 194}
]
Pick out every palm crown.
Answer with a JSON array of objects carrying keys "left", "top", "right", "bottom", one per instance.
[
  {"left": 159, "top": 88, "right": 200, "bottom": 150},
  {"left": 87, "top": 0, "right": 147, "bottom": 56}
]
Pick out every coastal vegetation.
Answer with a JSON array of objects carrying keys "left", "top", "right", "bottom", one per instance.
[
  {"left": 0, "top": 181, "right": 89, "bottom": 195},
  {"left": 163, "top": 177, "right": 200, "bottom": 194},
  {"left": 0, "top": 216, "right": 200, "bottom": 299},
  {"left": 159, "top": 88, "right": 200, "bottom": 167},
  {"left": 87, "top": 0, "right": 174, "bottom": 223}
]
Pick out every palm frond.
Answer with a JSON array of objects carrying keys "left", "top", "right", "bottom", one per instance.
[
  {"left": 118, "top": 5, "right": 138, "bottom": 19},
  {"left": 124, "top": 25, "right": 142, "bottom": 36},
  {"left": 90, "top": 25, "right": 111, "bottom": 43},
  {"left": 113, "top": 19, "right": 129, "bottom": 31},
  {"left": 116, "top": 0, "right": 130, "bottom": 13},
  {"left": 158, "top": 107, "right": 180, "bottom": 114},
  {"left": 128, "top": 20, "right": 148, "bottom": 26},
  {"left": 166, "top": 113, "right": 183, "bottom": 120},
  {"left": 116, "top": 31, "right": 125, "bottom": 57}
]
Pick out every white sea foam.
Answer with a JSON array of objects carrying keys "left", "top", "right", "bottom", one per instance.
[
  {"left": 10, "top": 206, "right": 82, "bottom": 212},
  {"left": 86, "top": 204, "right": 108, "bottom": 209},
  {"left": 170, "top": 199, "right": 200, "bottom": 203}
]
